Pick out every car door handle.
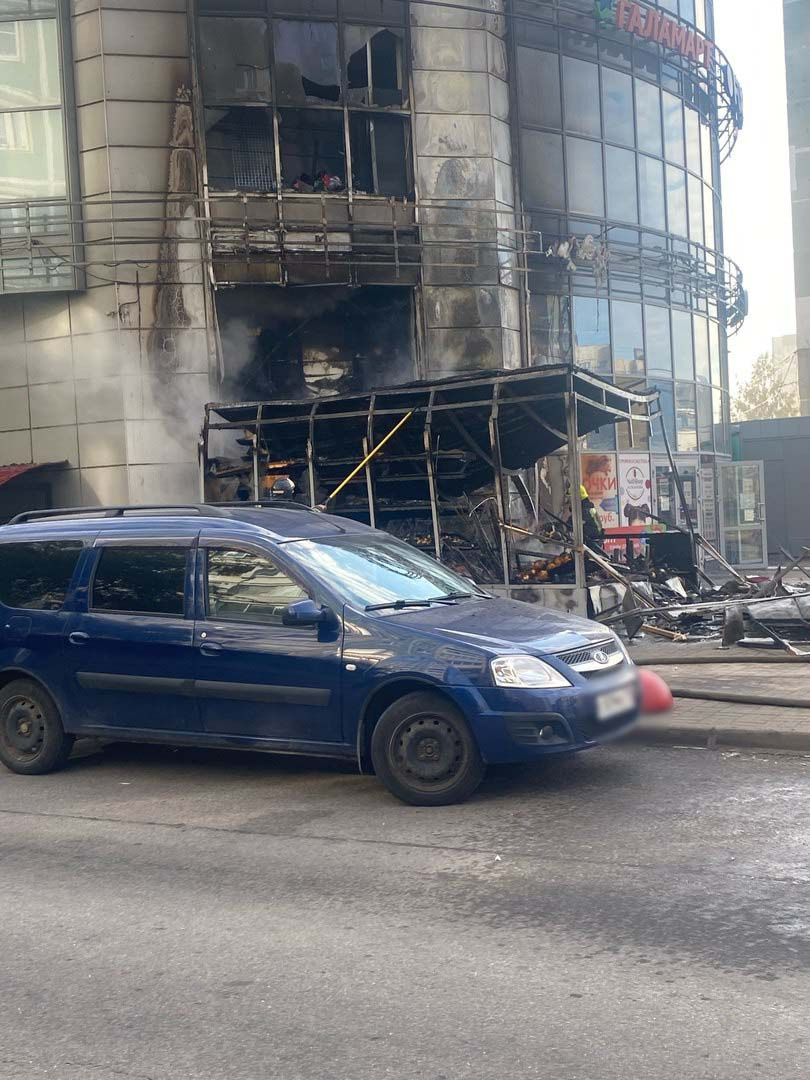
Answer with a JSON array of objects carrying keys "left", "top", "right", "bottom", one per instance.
[
  {"left": 199, "top": 642, "right": 223, "bottom": 657},
  {"left": 68, "top": 631, "right": 90, "bottom": 646}
]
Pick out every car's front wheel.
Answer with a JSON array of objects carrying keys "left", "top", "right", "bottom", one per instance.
[
  {"left": 0, "top": 679, "right": 74, "bottom": 775},
  {"left": 371, "top": 691, "right": 485, "bottom": 806}
]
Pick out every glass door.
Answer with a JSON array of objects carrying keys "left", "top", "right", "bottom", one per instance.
[{"left": 719, "top": 462, "right": 768, "bottom": 568}]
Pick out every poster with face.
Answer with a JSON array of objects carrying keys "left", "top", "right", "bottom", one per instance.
[
  {"left": 581, "top": 453, "right": 619, "bottom": 530},
  {"left": 619, "top": 454, "right": 652, "bottom": 527}
]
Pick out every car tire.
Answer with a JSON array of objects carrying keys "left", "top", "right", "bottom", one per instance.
[
  {"left": 370, "top": 691, "right": 485, "bottom": 806},
  {"left": 0, "top": 679, "right": 74, "bottom": 776}
]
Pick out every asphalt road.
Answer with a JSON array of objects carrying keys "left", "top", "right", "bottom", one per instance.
[{"left": 1, "top": 740, "right": 809, "bottom": 1080}]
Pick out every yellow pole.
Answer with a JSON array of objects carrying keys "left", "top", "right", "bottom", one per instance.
[{"left": 325, "top": 410, "right": 414, "bottom": 505}]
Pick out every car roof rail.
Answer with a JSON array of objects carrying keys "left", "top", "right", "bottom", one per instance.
[{"left": 8, "top": 501, "right": 319, "bottom": 526}]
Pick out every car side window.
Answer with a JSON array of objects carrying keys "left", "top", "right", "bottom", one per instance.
[
  {"left": 0, "top": 541, "right": 83, "bottom": 611},
  {"left": 206, "top": 548, "right": 307, "bottom": 626},
  {"left": 91, "top": 546, "right": 189, "bottom": 616}
]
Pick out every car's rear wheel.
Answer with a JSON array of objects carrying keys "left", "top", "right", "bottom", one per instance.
[
  {"left": 0, "top": 680, "right": 74, "bottom": 775},
  {"left": 371, "top": 691, "right": 485, "bottom": 806}
]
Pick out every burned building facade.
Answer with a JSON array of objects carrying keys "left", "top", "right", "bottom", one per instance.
[{"left": 0, "top": 0, "right": 745, "bottom": 556}]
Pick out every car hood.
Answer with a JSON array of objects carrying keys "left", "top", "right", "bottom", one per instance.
[{"left": 384, "top": 597, "right": 613, "bottom": 656}]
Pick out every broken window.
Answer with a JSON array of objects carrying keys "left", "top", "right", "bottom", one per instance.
[
  {"left": 278, "top": 108, "right": 345, "bottom": 190},
  {"left": 273, "top": 20, "right": 340, "bottom": 105},
  {"left": 345, "top": 26, "right": 406, "bottom": 107},
  {"left": 198, "top": 17, "right": 270, "bottom": 102},
  {"left": 205, "top": 108, "right": 276, "bottom": 192},
  {"left": 349, "top": 113, "right": 410, "bottom": 196}
]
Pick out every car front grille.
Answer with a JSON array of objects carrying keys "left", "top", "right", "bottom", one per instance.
[{"left": 555, "top": 639, "right": 625, "bottom": 679}]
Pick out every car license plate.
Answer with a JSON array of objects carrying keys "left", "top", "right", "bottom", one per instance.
[{"left": 596, "top": 685, "right": 636, "bottom": 723}]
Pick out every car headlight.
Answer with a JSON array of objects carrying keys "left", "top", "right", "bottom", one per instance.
[{"left": 491, "top": 655, "right": 572, "bottom": 689}]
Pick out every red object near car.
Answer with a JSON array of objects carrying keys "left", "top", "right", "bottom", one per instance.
[{"left": 638, "top": 668, "right": 674, "bottom": 714}]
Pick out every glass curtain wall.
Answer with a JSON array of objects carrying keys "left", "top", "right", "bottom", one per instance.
[
  {"left": 514, "top": 0, "right": 732, "bottom": 538},
  {"left": 197, "top": 0, "right": 412, "bottom": 199}
]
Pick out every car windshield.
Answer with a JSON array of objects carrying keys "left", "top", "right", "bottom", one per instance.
[{"left": 289, "top": 534, "right": 483, "bottom": 609}]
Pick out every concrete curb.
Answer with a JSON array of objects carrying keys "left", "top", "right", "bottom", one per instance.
[
  {"left": 668, "top": 687, "right": 810, "bottom": 710},
  {"left": 632, "top": 723, "right": 810, "bottom": 754}
]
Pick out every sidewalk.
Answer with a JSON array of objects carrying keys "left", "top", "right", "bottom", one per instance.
[{"left": 635, "top": 661, "right": 810, "bottom": 752}]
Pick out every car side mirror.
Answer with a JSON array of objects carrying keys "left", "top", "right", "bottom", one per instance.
[{"left": 282, "top": 598, "right": 333, "bottom": 628}]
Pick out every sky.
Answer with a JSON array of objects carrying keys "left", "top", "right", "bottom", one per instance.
[{"left": 714, "top": 0, "right": 796, "bottom": 386}]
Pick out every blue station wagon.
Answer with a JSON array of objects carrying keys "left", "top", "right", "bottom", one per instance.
[{"left": 0, "top": 505, "right": 640, "bottom": 805}]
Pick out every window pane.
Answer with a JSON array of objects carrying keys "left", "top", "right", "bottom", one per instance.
[
  {"left": 0, "top": 541, "right": 81, "bottom": 610},
  {"left": 205, "top": 107, "right": 276, "bottom": 192},
  {"left": 662, "top": 90, "right": 684, "bottom": 164},
  {"left": 350, "top": 112, "right": 409, "bottom": 195},
  {"left": 573, "top": 295, "right": 610, "bottom": 373},
  {"left": 0, "top": 108, "right": 65, "bottom": 199},
  {"left": 650, "top": 381, "right": 675, "bottom": 452},
  {"left": 688, "top": 172, "right": 704, "bottom": 244},
  {"left": 278, "top": 108, "right": 345, "bottom": 190},
  {"left": 529, "top": 292, "right": 571, "bottom": 364},
  {"left": 274, "top": 20, "right": 340, "bottom": 105},
  {"left": 521, "top": 130, "right": 564, "bottom": 208},
  {"left": 517, "top": 48, "right": 561, "bottom": 128},
  {"left": 638, "top": 154, "right": 665, "bottom": 230},
  {"left": 0, "top": 19, "right": 60, "bottom": 109},
  {"left": 345, "top": 26, "right": 405, "bottom": 108},
  {"left": 605, "top": 145, "right": 637, "bottom": 223},
  {"left": 709, "top": 320, "right": 722, "bottom": 386},
  {"left": 697, "top": 384, "right": 713, "bottom": 452},
  {"left": 681, "top": 0, "right": 696, "bottom": 24},
  {"left": 207, "top": 549, "right": 307, "bottom": 624},
  {"left": 635, "top": 79, "right": 662, "bottom": 156},
  {"left": 692, "top": 314, "right": 710, "bottom": 383},
  {"left": 666, "top": 165, "right": 687, "bottom": 237},
  {"left": 612, "top": 300, "right": 644, "bottom": 376},
  {"left": 340, "top": 0, "right": 405, "bottom": 20},
  {"left": 685, "top": 105, "right": 701, "bottom": 174},
  {"left": 645, "top": 304, "right": 672, "bottom": 376},
  {"left": 566, "top": 137, "right": 604, "bottom": 215},
  {"left": 198, "top": 17, "right": 270, "bottom": 102},
  {"left": 91, "top": 547, "right": 188, "bottom": 616},
  {"left": 703, "top": 183, "right": 715, "bottom": 250},
  {"left": 700, "top": 120, "right": 713, "bottom": 186},
  {"left": 675, "top": 382, "right": 697, "bottom": 452},
  {"left": 602, "top": 67, "right": 634, "bottom": 145},
  {"left": 672, "top": 309, "right": 694, "bottom": 379},
  {"left": 563, "top": 56, "right": 600, "bottom": 137}
]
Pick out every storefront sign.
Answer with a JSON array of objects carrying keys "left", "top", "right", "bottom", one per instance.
[
  {"left": 582, "top": 453, "right": 619, "bottom": 530},
  {"left": 619, "top": 454, "right": 652, "bottom": 527},
  {"left": 601, "top": 0, "right": 716, "bottom": 70}
]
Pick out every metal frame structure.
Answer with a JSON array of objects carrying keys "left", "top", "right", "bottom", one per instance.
[{"left": 201, "top": 365, "right": 660, "bottom": 603}]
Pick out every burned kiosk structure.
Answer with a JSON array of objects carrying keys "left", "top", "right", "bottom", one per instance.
[{"left": 200, "top": 366, "right": 659, "bottom": 613}]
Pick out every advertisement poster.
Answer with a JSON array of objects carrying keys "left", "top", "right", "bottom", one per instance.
[
  {"left": 619, "top": 454, "right": 653, "bottom": 527},
  {"left": 582, "top": 453, "right": 619, "bottom": 530}
]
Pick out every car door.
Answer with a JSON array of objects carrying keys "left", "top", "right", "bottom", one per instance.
[
  {"left": 61, "top": 536, "right": 200, "bottom": 733},
  {"left": 193, "top": 538, "right": 343, "bottom": 746}
]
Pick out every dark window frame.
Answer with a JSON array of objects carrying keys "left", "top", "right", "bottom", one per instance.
[{"left": 88, "top": 543, "right": 193, "bottom": 620}]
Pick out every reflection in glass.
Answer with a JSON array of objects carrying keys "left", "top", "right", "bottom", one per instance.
[
  {"left": 697, "top": 384, "right": 713, "bottom": 452},
  {"left": 530, "top": 292, "right": 571, "bottom": 365},
  {"left": 274, "top": 20, "right": 340, "bottom": 104},
  {"left": 602, "top": 67, "right": 634, "bottom": 145},
  {"left": 645, "top": 304, "right": 672, "bottom": 376},
  {"left": 688, "top": 172, "right": 704, "bottom": 244},
  {"left": 672, "top": 309, "right": 694, "bottom": 380},
  {"left": 638, "top": 154, "right": 665, "bottom": 230},
  {"left": 666, "top": 165, "right": 687, "bottom": 237},
  {"left": 563, "top": 56, "right": 600, "bottom": 137},
  {"left": 703, "top": 184, "right": 715, "bottom": 250},
  {"left": 635, "top": 79, "right": 662, "bottom": 157},
  {"left": 675, "top": 382, "right": 697, "bottom": 452},
  {"left": 0, "top": 19, "right": 59, "bottom": 108},
  {"left": 663, "top": 90, "right": 685, "bottom": 165},
  {"left": 606, "top": 145, "right": 637, "bottom": 223},
  {"left": 685, "top": 105, "right": 701, "bottom": 175},
  {"left": 518, "top": 49, "right": 561, "bottom": 128},
  {"left": 709, "top": 320, "right": 721, "bottom": 386},
  {"left": 0, "top": 107, "right": 65, "bottom": 199},
  {"left": 198, "top": 18, "right": 270, "bottom": 102},
  {"left": 612, "top": 300, "right": 644, "bottom": 376},
  {"left": 521, "top": 130, "right": 564, "bottom": 208},
  {"left": 650, "top": 381, "right": 675, "bottom": 452},
  {"left": 693, "top": 315, "right": 710, "bottom": 383},
  {"left": 573, "top": 295, "right": 610, "bottom": 373},
  {"left": 566, "top": 136, "right": 604, "bottom": 216}
]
